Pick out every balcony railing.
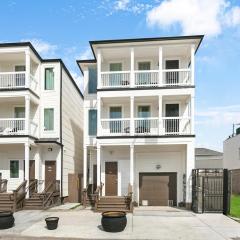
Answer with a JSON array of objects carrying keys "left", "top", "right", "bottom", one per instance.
[
  {"left": 0, "top": 118, "right": 38, "bottom": 136},
  {"left": 100, "top": 117, "right": 192, "bottom": 136},
  {"left": 0, "top": 72, "right": 38, "bottom": 94},
  {"left": 0, "top": 118, "right": 25, "bottom": 135},
  {"left": 99, "top": 69, "right": 192, "bottom": 88}
]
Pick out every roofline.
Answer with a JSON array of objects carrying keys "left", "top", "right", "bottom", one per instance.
[
  {"left": 77, "top": 35, "right": 204, "bottom": 74},
  {"left": 0, "top": 42, "right": 83, "bottom": 99}
]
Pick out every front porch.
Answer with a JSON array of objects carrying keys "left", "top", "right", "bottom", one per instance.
[{"left": 83, "top": 143, "right": 195, "bottom": 210}]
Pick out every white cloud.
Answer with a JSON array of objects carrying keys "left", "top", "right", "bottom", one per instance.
[
  {"left": 71, "top": 71, "right": 84, "bottom": 92},
  {"left": 77, "top": 48, "right": 93, "bottom": 60},
  {"left": 114, "top": 0, "right": 130, "bottom": 11},
  {"left": 146, "top": 0, "right": 240, "bottom": 37},
  {"left": 21, "top": 38, "right": 58, "bottom": 58}
]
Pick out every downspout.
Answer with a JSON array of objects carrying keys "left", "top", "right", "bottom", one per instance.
[{"left": 60, "top": 64, "right": 63, "bottom": 201}]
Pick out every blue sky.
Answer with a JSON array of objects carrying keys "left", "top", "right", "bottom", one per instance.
[{"left": 1, "top": 0, "right": 240, "bottom": 151}]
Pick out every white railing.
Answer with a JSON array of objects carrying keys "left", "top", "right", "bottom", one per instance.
[
  {"left": 0, "top": 72, "right": 26, "bottom": 89},
  {"left": 134, "top": 70, "right": 159, "bottom": 87},
  {"left": 134, "top": 117, "right": 159, "bottom": 135},
  {"left": 0, "top": 118, "right": 25, "bottom": 135},
  {"left": 101, "top": 118, "right": 130, "bottom": 136},
  {"left": 99, "top": 117, "right": 192, "bottom": 136},
  {"left": 162, "top": 69, "right": 191, "bottom": 86},
  {"left": 30, "top": 121, "right": 38, "bottom": 137},
  {"left": 99, "top": 69, "right": 192, "bottom": 88},
  {"left": 101, "top": 71, "right": 130, "bottom": 88},
  {"left": 162, "top": 117, "right": 191, "bottom": 135},
  {"left": 30, "top": 74, "right": 38, "bottom": 93}
]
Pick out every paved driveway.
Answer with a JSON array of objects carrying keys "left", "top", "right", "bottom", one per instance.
[{"left": 0, "top": 206, "right": 240, "bottom": 240}]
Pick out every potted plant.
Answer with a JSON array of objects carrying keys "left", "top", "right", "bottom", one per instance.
[
  {"left": 0, "top": 211, "right": 14, "bottom": 229},
  {"left": 101, "top": 211, "right": 127, "bottom": 232},
  {"left": 45, "top": 217, "right": 59, "bottom": 230}
]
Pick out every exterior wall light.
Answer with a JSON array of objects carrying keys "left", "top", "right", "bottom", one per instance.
[{"left": 156, "top": 164, "right": 161, "bottom": 170}]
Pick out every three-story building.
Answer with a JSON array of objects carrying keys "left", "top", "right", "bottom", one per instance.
[{"left": 78, "top": 35, "right": 203, "bottom": 209}]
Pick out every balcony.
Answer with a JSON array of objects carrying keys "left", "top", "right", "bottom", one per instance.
[
  {"left": 100, "top": 117, "right": 191, "bottom": 136},
  {"left": 0, "top": 118, "right": 38, "bottom": 137},
  {"left": 0, "top": 72, "right": 38, "bottom": 93}
]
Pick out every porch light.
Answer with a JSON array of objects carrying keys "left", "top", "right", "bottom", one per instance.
[
  {"left": 156, "top": 164, "right": 161, "bottom": 170},
  {"left": 48, "top": 147, "right": 53, "bottom": 152}
]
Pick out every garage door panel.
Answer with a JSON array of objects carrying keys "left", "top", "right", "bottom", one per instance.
[{"left": 139, "top": 173, "right": 177, "bottom": 206}]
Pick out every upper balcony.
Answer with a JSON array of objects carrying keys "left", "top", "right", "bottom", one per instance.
[
  {"left": 97, "top": 44, "right": 195, "bottom": 90},
  {"left": 0, "top": 49, "right": 39, "bottom": 95}
]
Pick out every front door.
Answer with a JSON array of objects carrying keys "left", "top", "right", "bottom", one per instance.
[
  {"left": 45, "top": 161, "right": 56, "bottom": 191},
  {"left": 93, "top": 164, "right": 97, "bottom": 193},
  {"left": 29, "top": 160, "right": 35, "bottom": 180},
  {"left": 166, "top": 60, "right": 179, "bottom": 84},
  {"left": 105, "top": 162, "right": 118, "bottom": 196},
  {"left": 165, "top": 104, "right": 179, "bottom": 133}
]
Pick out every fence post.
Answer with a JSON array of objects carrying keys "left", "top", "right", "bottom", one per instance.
[{"left": 223, "top": 169, "right": 230, "bottom": 215}]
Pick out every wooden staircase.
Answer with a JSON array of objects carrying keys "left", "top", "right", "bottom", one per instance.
[
  {"left": 24, "top": 180, "right": 61, "bottom": 210},
  {"left": 0, "top": 180, "right": 27, "bottom": 212},
  {"left": 95, "top": 196, "right": 132, "bottom": 212}
]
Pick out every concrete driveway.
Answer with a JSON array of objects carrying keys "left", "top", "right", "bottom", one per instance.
[{"left": 0, "top": 206, "right": 240, "bottom": 240}]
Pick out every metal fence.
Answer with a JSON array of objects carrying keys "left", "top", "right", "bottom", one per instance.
[{"left": 192, "top": 169, "right": 230, "bottom": 214}]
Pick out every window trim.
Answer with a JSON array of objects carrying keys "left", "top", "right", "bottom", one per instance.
[
  {"left": 44, "top": 108, "right": 55, "bottom": 131},
  {"left": 9, "top": 160, "right": 20, "bottom": 179},
  {"left": 44, "top": 67, "right": 55, "bottom": 91},
  {"left": 108, "top": 61, "right": 123, "bottom": 71},
  {"left": 88, "top": 109, "right": 97, "bottom": 136}
]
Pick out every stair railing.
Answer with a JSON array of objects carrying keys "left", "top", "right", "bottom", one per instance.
[
  {"left": 126, "top": 183, "right": 133, "bottom": 212},
  {"left": 0, "top": 179, "right": 8, "bottom": 193},
  {"left": 42, "top": 180, "right": 60, "bottom": 208},
  {"left": 94, "top": 182, "right": 104, "bottom": 210},
  {"left": 12, "top": 180, "right": 27, "bottom": 211},
  {"left": 25, "top": 179, "right": 38, "bottom": 198}
]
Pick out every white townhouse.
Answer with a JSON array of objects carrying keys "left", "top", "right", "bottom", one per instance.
[
  {"left": 78, "top": 35, "right": 204, "bottom": 210},
  {"left": 0, "top": 42, "right": 83, "bottom": 201}
]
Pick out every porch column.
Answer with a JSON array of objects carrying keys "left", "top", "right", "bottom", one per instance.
[
  {"left": 130, "top": 144, "right": 134, "bottom": 186},
  {"left": 158, "top": 95, "right": 162, "bottom": 135},
  {"left": 186, "top": 141, "right": 195, "bottom": 208},
  {"left": 191, "top": 96, "right": 195, "bottom": 134},
  {"left": 25, "top": 95, "right": 30, "bottom": 135},
  {"left": 24, "top": 142, "right": 30, "bottom": 188},
  {"left": 97, "top": 144, "right": 101, "bottom": 186},
  {"left": 158, "top": 46, "right": 163, "bottom": 86},
  {"left": 97, "top": 49, "right": 101, "bottom": 88},
  {"left": 83, "top": 146, "right": 87, "bottom": 188},
  {"left": 130, "top": 48, "right": 134, "bottom": 87},
  {"left": 191, "top": 44, "right": 195, "bottom": 85},
  {"left": 97, "top": 97, "right": 101, "bottom": 136},
  {"left": 130, "top": 96, "right": 134, "bottom": 135},
  {"left": 25, "top": 50, "right": 30, "bottom": 88},
  {"left": 35, "top": 147, "right": 40, "bottom": 181}
]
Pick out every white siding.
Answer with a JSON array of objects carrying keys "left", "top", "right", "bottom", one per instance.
[{"left": 61, "top": 68, "right": 84, "bottom": 197}]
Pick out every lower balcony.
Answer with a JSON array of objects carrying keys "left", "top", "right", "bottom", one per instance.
[
  {"left": 100, "top": 117, "right": 192, "bottom": 137},
  {"left": 0, "top": 118, "right": 38, "bottom": 137}
]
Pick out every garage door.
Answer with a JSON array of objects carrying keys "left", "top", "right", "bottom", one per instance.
[{"left": 139, "top": 173, "right": 177, "bottom": 206}]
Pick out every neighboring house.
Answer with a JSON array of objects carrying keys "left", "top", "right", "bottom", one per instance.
[
  {"left": 77, "top": 35, "right": 203, "bottom": 209},
  {"left": 0, "top": 42, "right": 83, "bottom": 199},
  {"left": 195, "top": 148, "right": 223, "bottom": 169},
  {"left": 223, "top": 130, "right": 240, "bottom": 170}
]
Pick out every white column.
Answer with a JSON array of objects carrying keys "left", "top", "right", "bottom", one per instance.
[
  {"left": 191, "top": 96, "right": 195, "bottom": 134},
  {"left": 191, "top": 45, "right": 195, "bottom": 85},
  {"left": 158, "top": 95, "right": 162, "bottom": 135},
  {"left": 158, "top": 46, "right": 163, "bottom": 86},
  {"left": 25, "top": 95, "right": 30, "bottom": 135},
  {"left": 97, "top": 97, "right": 101, "bottom": 136},
  {"left": 130, "top": 96, "right": 134, "bottom": 135},
  {"left": 24, "top": 142, "right": 30, "bottom": 183},
  {"left": 186, "top": 141, "right": 195, "bottom": 206},
  {"left": 83, "top": 146, "right": 87, "bottom": 188},
  {"left": 97, "top": 144, "right": 101, "bottom": 186},
  {"left": 35, "top": 147, "right": 40, "bottom": 181},
  {"left": 97, "top": 50, "right": 102, "bottom": 88},
  {"left": 130, "top": 48, "right": 134, "bottom": 88},
  {"left": 25, "top": 50, "right": 30, "bottom": 88},
  {"left": 130, "top": 144, "right": 134, "bottom": 186}
]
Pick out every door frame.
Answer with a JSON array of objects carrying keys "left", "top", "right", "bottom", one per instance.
[
  {"left": 44, "top": 160, "right": 57, "bottom": 189},
  {"left": 163, "top": 101, "right": 181, "bottom": 117},
  {"left": 164, "top": 58, "right": 180, "bottom": 69},
  {"left": 104, "top": 161, "right": 118, "bottom": 196}
]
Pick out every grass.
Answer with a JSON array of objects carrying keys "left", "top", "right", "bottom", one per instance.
[{"left": 230, "top": 195, "right": 240, "bottom": 218}]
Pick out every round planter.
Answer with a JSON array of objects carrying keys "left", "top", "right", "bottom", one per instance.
[
  {"left": 45, "top": 217, "right": 59, "bottom": 230},
  {"left": 101, "top": 211, "right": 127, "bottom": 232},
  {"left": 0, "top": 211, "right": 14, "bottom": 229}
]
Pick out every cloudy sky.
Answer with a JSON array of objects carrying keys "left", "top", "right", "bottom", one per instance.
[{"left": 1, "top": 0, "right": 240, "bottom": 151}]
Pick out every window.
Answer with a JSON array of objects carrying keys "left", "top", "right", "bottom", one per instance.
[
  {"left": 88, "top": 66, "right": 97, "bottom": 94},
  {"left": 10, "top": 160, "right": 19, "bottom": 178},
  {"left": 138, "top": 62, "right": 151, "bottom": 70},
  {"left": 110, "top": 106, "right": 122, "bottom": 133},
  {"left": 89, "top": 109, "right": 97, "bottom": 136},
  {"left": 110, "top": 63, "right": 122, "bottom": 71},
  {"left": 14, "top": 107, "right": 25, "bottom": 118},
  {"left": 138, "top": 106, "right": 150, "bottom": 118},
  {"left": 45, "top": 68, "right": 54, "bottom": 90},
  {"left": 137, "top": 106, "right": 150, "bottom": 133},
  {"left": 109, "top": 63, "right": 122, "bottom": 86},
  {"left": 44, "top": 108, "right": 54, "bottom": 131},
  {"left": 137, "top": 62, "right": 151, "bottom": 85}
]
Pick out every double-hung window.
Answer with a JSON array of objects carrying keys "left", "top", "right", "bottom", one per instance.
[
  {"left": 44, "top": 108, "right": 54, "bottom": 131},
  {"left": 88, "top": 109, "right": 97, "bottom": 136},
  {"left": 45, "top": 68, "right": 54, "bottom": 90}
]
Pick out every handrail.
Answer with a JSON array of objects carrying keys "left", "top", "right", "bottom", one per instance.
[
  {"left": 25, "top": 179, "right": 38, "bottom": 197},
  {"left": 42, "top": 180, "right": 60, "bottom": 207},
  {"left": 101, "top": 70, "right": 131, "bottom": 74},
  {"left": 0, "top": 71, "right": 26, "bottom": 75},
  {"left": 0, "top": 179, "right": 7, "bottom": 193},
  {"left": 101, "top": 118, "right": 130, "bottom": 122},
  {"left": 12, "top": 180, "right": 27, "bottom": 211}
]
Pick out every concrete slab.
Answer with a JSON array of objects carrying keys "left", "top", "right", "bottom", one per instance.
[
  {"left": 48, "top": 203, "right": 83, "bottom": 211},
  {"left": 0, "top": 209, "right": 240, "bottom": 240}
]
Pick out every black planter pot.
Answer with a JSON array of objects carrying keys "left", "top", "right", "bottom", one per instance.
[
  {"left": 0, "top": 211, "right": 15, "bottom": 229},
  {"left": 45, "top": 217, "right": 59, "bottom": 230},
  {"left": 101, "top": 211, "right": 127, "bottom": 232}
]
